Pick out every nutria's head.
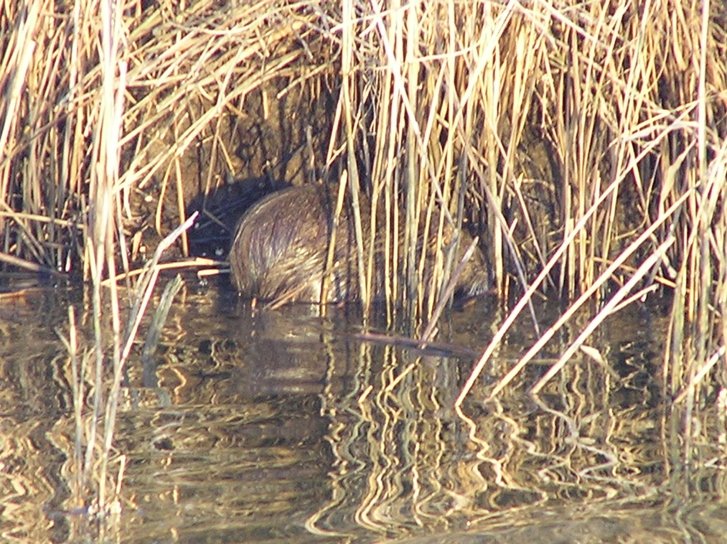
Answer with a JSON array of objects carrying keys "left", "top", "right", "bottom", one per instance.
[{"left": 451, "top": 233, "right": 490, "bottom": 297}]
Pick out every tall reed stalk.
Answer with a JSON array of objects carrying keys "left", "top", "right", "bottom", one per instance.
[{"left": 2, "top": 0, "right": 726, "bottom": 507}]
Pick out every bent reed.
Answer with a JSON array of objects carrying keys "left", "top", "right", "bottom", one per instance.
[{"left": 1, "top": 0, "right": 726, "bottom": 522}]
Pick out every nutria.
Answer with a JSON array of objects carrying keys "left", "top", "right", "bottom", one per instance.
[{"left": 228, "top": 184, "right": 489, "bottom": 303}]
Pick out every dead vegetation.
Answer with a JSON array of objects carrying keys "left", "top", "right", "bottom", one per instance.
[{"left": 1, "top": 0, "right": 725, "bottom": 521}]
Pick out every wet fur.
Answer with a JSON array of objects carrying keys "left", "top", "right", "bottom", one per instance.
[{"left": 229, "top": 185, "right": 489, "bottom": 303}]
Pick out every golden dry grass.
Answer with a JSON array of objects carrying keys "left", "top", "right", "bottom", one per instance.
[{"left": 2, "top": 0, "right": 726, "bottom": 517}]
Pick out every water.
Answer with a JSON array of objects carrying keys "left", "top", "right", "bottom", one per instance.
[{"left": 0, "top": 281, "right": 725, "bottom": 543}]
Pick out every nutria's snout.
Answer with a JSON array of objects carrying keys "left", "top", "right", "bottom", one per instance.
[{"left": 228, "top": 184, "right": 489, "bottom": 304}]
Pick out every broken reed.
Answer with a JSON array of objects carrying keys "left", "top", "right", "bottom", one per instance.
[{"left": 1, "top": 0, "right": 726, "bottom": 487}]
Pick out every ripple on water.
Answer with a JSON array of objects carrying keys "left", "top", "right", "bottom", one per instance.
[{"left": 0, "top": 286, "right": 723, "bottom": 543}]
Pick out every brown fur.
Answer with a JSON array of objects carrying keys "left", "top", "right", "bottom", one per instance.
[{"left": 229, "top": 185, "right": 489, "bottom": 303}]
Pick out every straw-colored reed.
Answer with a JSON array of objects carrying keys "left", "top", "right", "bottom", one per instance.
[{"left": 2, "top": 0, "right": 725, "bottom": 519}]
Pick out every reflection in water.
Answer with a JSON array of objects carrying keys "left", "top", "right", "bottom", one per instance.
[{"left": 0, "top": 286, "right": 725, "bottom": 542}]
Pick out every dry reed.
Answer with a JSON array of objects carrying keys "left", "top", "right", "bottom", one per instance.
[{"left": 2, "top": 0, "right": 726, "bottom": 515}]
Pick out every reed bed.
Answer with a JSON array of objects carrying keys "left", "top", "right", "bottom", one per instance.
[{"left": 1, "top": 0, "right": 725, "bottom": 520}]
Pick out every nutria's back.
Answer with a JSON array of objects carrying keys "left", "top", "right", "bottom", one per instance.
[{"left": 229, "top": 185, "right": 489, "bottom": 304}]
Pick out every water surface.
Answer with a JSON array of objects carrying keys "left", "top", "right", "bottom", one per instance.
[{"left": 0, "top": 282, "right": 724, "bottom": 543}]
